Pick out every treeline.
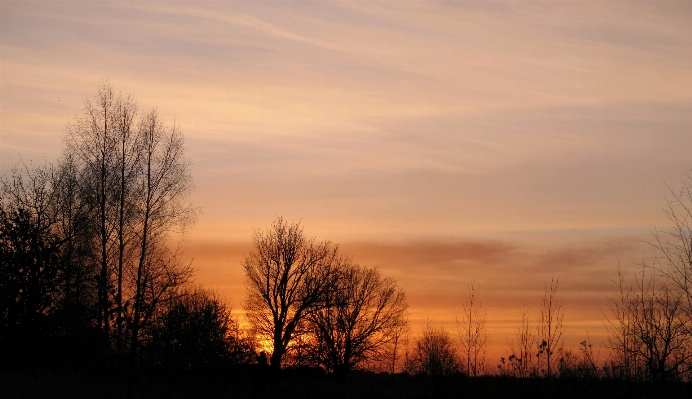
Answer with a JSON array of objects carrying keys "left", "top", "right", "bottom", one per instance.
[
  {"left": 4, "top": 83, "right": 692, "bottom": 387},
  {"left": 0, "top": 84, "right": 411, "bottom": 378},
  {"left": 240, "top": 187, "right": 692, "bottom": 384},
  {"left": 392, "top": 181, "right": 692, "bottom": 384},
  {"left": 243, "top": 217, "right": 409, "bottom": 375},
  {"left": 0, "top": 83, "right": 253, "bottom": 375},
  {"left": 398, "top": 183, "right": 692, "bottom": 383},
  {"left": 603, "top": 209, "right": 692, "bottom": 382}
]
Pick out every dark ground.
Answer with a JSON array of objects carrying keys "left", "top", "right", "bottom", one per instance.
[{"left": 1, "top": 367, "right": 690, "bottom": 399}]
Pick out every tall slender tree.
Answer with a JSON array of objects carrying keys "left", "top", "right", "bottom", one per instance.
[
  {"left": 127, "top": 109, "right": 195, "bottom": 364},
  {"left": 508, "top": 308, "right": 537, "bottom": 378},
  {"left": 538, "top": 278, "right": 564, "bottom": 378},
  {"left": 113, "top": 94, "right": 139, "bottom": 352},
  {"left": 64, "top": 83, "right": 195, "bottom": 362},
  {"left": 65, "top": 83, "right": 119, "bottom": 339},
  {"left": 456, "top": 282, "right": 487, "bottom": 377}
]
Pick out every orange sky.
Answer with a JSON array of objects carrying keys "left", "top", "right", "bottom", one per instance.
[{"left": 2, "top": 1, "right": 692, "bottom": 366}]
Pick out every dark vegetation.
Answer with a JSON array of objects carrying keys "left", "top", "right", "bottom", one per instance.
[
  {"left": 2, "top": 83, "right": 692, "bottom": 397},
  {"left": 1, "top": 369, "right": 690, "bottom": 399},
  {"left": 0, "top": 83, "right": 252, "bottom": 378}
]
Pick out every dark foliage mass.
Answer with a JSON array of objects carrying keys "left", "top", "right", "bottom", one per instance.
[
  {"left": 144, "top": 287, "right": 256, "bottom": 373},
  {"left": 405, "top": 325, "right": 459, "bottom": 377}
]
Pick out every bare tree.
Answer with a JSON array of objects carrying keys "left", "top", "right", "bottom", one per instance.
[
  {"left": 604, "top": 175, "right": 692, "bottom": 381},
  {"left": 306, "top": 263, "right": 408, "bottom": 374},
  {"left": 126, "top": 109, "right": 195, "bottom": 364},
  {"left": 605, "top": 265, "right": 692, "bottom": 381},
  {"left": 604, "top": 264, "right": 640, "bottom": 379},
  {"left": 456, "top": 282, "right": 487, "bottom": 376},
  {"left": 66, "top": 84, "right": 119, "bottom": 337},
  {"left": 506, "top": 308, "right": 537, "bottom": 378},
  {"left": 0, "top": 83, "right": 195, "bottom": 370},
  {"left": 390, "top": 309, "right": 410, "bottom": 374},
  {"left": 52, "top": 153, "right": 97, "bottom": 324},
  {"left": 244, "top": 217, "right": 340, "bottom": 371},
  {"left": 113, "top": 94, "right": 139, "bottom": 352},
  {"left": 0, "top": 162, "right": 63, "bottom": 338},
  {"left": 632, "top": 268, "right": 691, "bottom": 381},
  {"left": 537, "top": 277, "right": 564, "bottom": 378},
  {"left": 404, "top": 323, "right": 459, "bottom": 376},
  {"left": 0, "top": 155, "right": 104, "bottom": 364},
  {"left": 65, "top": 83, "right": 195, "bottom": 362},
  {"left": 652, "top": 176, "right": 692, "bottom": 337}
]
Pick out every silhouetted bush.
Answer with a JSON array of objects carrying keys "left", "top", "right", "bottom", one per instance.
[
  {"left": 405, "top": 325, "right": 459, "bottom": 376},
  {"left": 142, "top": 286, "right": 255, "bottom": 374}
]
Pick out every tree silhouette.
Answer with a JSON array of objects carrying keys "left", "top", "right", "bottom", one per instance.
[
  {"left": 0, "top": 164, "right": 64, "bottom": 347},
  {"left": 65, "top": 82, "right": 196, "bottom": 364},
  {"left": 306, "top": 263, "right": 408, "bottom": 375},
  {"left": 51, "top": 154, "right": 99, "bottom": 341},
  {"left": 538, "top": 278, "right": 564, "bottom": 379},
  {"left": 145, "top": 286, "right": 254, "bottom": 372},
  {"left": 456, "top": 282, "right": 487, "bottom": 377},
  {"left": 654, "top": 176, "right": 692, "bottom": 305},
  {"left": 605, "top": 265, "right": 692, "bottom": 381},
  {"left": 0, "top": 83, "right": 197, "bottom": 372},
  {"left": 244, "top": 217, "right": 340, "bottom": 371},
  {"left": 65, "top": 84, "right": 120, "bottom": 339},
  {"left": 0, "top": 208, "right": 60, "bottom": 339},
  {"left": 506, "top": 308, "right": 537, "bottom": 378},
  {"left": 405, "top": 324, "right": 459, "bottom": 376}
]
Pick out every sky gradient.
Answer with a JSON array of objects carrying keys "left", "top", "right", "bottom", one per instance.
[{"left": 2, "top": 1, "right": 692, "bottom": 363}]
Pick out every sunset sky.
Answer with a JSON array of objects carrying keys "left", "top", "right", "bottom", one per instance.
[{"left": 2, "top": 1, "right": 692, "bottom": 363}]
